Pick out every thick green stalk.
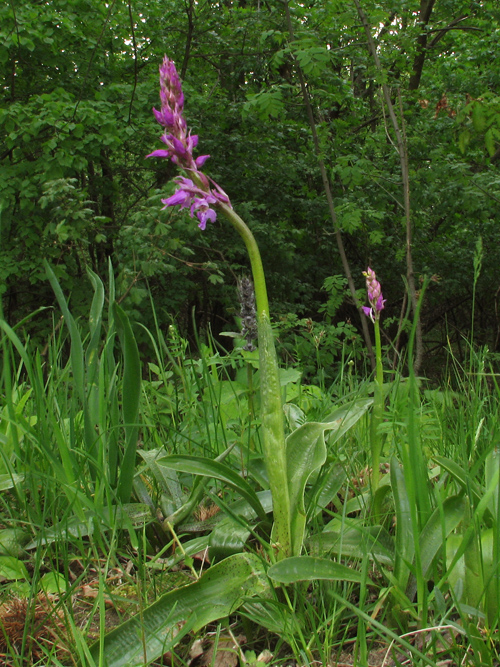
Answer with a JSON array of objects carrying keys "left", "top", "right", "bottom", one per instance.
[
  {"left": 218, "top": 202, "right": 291, "bottom": 559},
  {"left": 371, "top": 318, "right": 384, "bottom": 517}
]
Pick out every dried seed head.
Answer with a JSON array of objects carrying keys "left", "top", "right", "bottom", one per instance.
[{"left": 237, "top": 277, "right": 257, "bottom": 351}]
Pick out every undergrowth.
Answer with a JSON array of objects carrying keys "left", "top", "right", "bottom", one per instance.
[{"left": 0, "top": 282, "right": 499, "bottom": 666}]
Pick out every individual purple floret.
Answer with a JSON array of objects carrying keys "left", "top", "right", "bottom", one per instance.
[
  {"left": 162, "top": 177, "right": 231, "bottom": 230},
  {"left": 362, "top": 267, "right": 386, "bottom": 322},
  {"left": 147, "top": 56, "right": 231, "bottom": 228}
]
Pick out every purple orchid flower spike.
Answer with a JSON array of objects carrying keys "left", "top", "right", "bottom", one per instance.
[
  {"left": 362, "top": 267, "right": 386, "bottom": 322},
  {"left": 146, "top": 56, "right": 208, "bottom": 170},
  {"left": 147, "top": 56, "right": 231, "bottom": 229}
]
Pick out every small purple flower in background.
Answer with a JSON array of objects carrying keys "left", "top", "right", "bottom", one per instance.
[
  {"left": 362, "top": 267, "right": 385, "bottom": 322},
  {"left": 147, "top": 56, "right": 231, "bottom": 228}
]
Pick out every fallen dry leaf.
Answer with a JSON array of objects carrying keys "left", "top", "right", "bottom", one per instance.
[{"left": 190, "top": 634, "right": 246, "bottom": 667}]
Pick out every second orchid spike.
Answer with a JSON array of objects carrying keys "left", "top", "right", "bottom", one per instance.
[
  {"left": 362, "top": 267, "right": 386, "bottom": 322},
  {"left": 237, "top": 277, "right": 258, "bottom": 351}
]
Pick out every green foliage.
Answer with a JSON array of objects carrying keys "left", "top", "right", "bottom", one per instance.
[
  {"left": 1, "top": 0, "right": 498, "bottom": 361},
  {"left": 457, "top": 93, "right": 500, "bottom": 157}
]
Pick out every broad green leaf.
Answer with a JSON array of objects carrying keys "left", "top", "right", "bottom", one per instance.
[
  {"left": 286, "top": 421, "right": 328, "bottom": 555},
  {"left": 0, "top": 556, "right": 28, "bottom": 581},
  {"left": 139, "top": 449, "right": 183, "bottom": 503},
  {"left": 92, "top": 553, "right": 269, "bottom": 667},
  {"left": 286, "top": 399, "right": 372, "bottom": 555},
  {"left": 268, "top": 556, "right": 366, "bottom": 584},
  {"left": 323, "top": 398, "right": 373, "bottom": 446},
  {"left": 406, "top": 494, "right": 466, "bottom": 600},
  {"left": 279, "top": 367, "right": 302, "bottom": 386},
  {"left": 163, "top": 444, "right": 237, "bottom": 527},
  {"left": 307, "top": 463, "right": 347, "bottom": 519},
  {"left": 0, "top": 473, "right": 24, "bottom": 491},
  {"left": 433, "top": 455, "right": 483, "bottom": 506},
  {"left": 419, "top": 494, "right": 466, "bottom": 577},
  {"left": 390, "top": 458, "right": 414, "bottom": 591},
  {"left": 0, "top": 528, "right": 30, "bottom": 557},
  {"left": 308, "top": 525, "right": 394, "bottom": 565},
  {"left": 208, "top": 490, "right": 273, "bottom": 561},
  {"left": 209, "top": 518, "right": 252, "bottom": 562},
  {"left": 242, "top": 599, "right": 303, "bottom": 636},
  {"left": 40, "top": 571, "right": 68, "bottom": 594},
  {"left": 445, "top": 530, "right": 492, "bottom": 615},
  {"left": 157, "top": 455, "right": 268, "bottom": 522}
]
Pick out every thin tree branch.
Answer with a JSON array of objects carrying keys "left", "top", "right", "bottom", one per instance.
[
  {"left": 71, "top": 0, "right": 118, "bottom": 121},
  {"left": 127, "top": 0, "right": 139, "bottom": 124},
  {"left": 353, "top": 0, "right": 424, "bottom": 374},
  {"left": 408, "top": 0, "right": 437, "bottom": 90},
  {"left": 282, "top": 0, "right": 376, "bottom": 369}
]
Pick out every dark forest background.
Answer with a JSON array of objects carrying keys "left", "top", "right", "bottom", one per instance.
[{"left": 2, "top": 0, "right": 499, "bottom": 380}]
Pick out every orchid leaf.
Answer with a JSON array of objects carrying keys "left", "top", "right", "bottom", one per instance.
[
  {"left": 268, "top": 556, "right": 367, "bottom": 584},
  {"left": 0, "top": 473, "right": 24, "bottom": 491},
  {"left": 433, "top": 455, "right": 484, "bottom": 505},
  {"left": 391, "top": 457, "right": 414, "bottom": 591},
  {"left": 286, "top": 421, "right": 328, "bottom": 556},
  {"left": 157, "top": 455, "right": 268, "bottom": 522},
  {"left": 307, "top": 463, "right": 347, "bottom": 520},
  {"left": 406, "top": 493, "right": 466, "bottom": 600},
  {"left": 286, "top": 398, "right": 373, "bottom": 556},
  {"left": 308, "top": 525, "right": 394, "bottom": 565},
  {"left": 139, "top": 449, "right": 183, "bottom": 504},
  {"left": 92, "top": 553, "right": 269, "bottom": 667},
  {"left": 242, "top": 599, "right": 304, "bottom": 636},
  {"left": 208, "top": 518, "right": 252, "bottom": 562},
  {"left": 323, "top": 397, "right": 373, "bottom": 446},
  {"left": 208, "top": 490, "right": 273, "bottom": 561}
]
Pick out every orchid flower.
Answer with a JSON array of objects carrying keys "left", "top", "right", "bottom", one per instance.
[
  {"left": 362, "top": 267, "right": 386, "bottom": 322},
  {"left": 161, "top": 177, "right": 231, "bottom": 230},
  {"left": 149, "top": 56, "right": 292, "bottom": 560},
  {"left": 147, "top": 56, "right": 231, "bottom": 228}
]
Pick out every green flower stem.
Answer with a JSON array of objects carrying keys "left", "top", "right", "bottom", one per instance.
[
  {"left": 371, "top": 318, "right": 384, "bottom": 517},
  {"left": 218, "top": 202, "right": 292, "bottom": 560},
  {"left": 217, "top": 203, "right": 269, "bottom": 317}
]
